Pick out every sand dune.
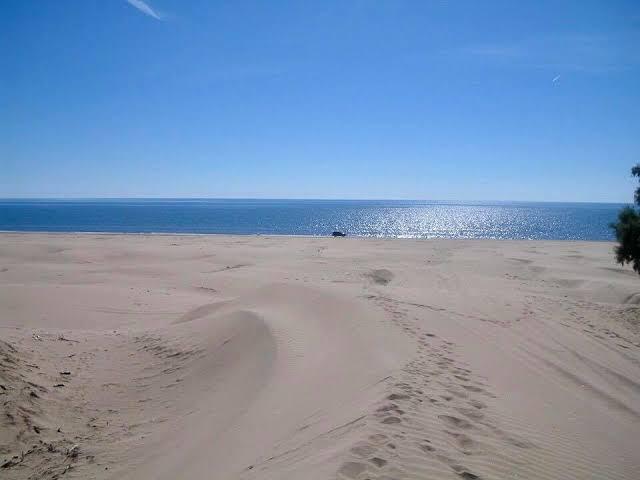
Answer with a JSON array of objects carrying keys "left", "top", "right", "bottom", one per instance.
[{"left": 1, "top": 234, "right": 639, "bottom": 479}]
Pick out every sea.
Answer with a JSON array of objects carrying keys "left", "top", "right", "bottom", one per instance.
[{"left": 0, "top": 199, "right": 627, "bottom": 241}]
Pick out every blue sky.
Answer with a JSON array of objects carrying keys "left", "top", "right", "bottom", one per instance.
[{"left": 2, "top": 0, "right": 639, "bottom": 201}]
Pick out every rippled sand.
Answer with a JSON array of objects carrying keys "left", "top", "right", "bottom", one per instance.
[{"left": 1, "top": 234, "right": 639, "bottom": 479}]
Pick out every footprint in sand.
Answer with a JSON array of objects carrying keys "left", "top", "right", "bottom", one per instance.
[
  {"left": 376, "top": 403, "right": 404, "bottom": 416},
  {"left": 382, "top": 416, "right": 401, "bottom": 424},
  {"left": 459, "top": 472, "right": 480, "bottom": 479},
  {"left": 369, "top": 433, "right": 389, "bottom": 444},
  {"left": 369, "top": 457, "right": 387, "bottom": 467},
  {"left": 387, "top": 392, "right": 410, "bottom": 401},
  {"left": 338, "top": 461, "right": 368, "bottom": 478},
  {"left": 461, "top": 385, "right": 484, "bottom": 393},
  {"left": 445, "top": 430, "right": 478, "bottom": 450},
  {"left": 419, "top": 440, "right": 435, "bottom": 453},
  {"left": 455, "top": 407, "right": 484, "bottom": 421},
  {"left": 350, "top": 443, "right": 378, "bottom": 457},
  {"left": 436, "top": 455, "right": 482, "bottom": 479},
  {"left": 445, "top": 388, "right": 468, "bottom": 399},
  {"left": 438, "top": 415, "right": 475, "bottom": 429},
  {"left": 366, "top": 269, "right": 394, "bottom": 285},
  {"left": 501, "top": 432, "right": 535, "bottom": 449}
]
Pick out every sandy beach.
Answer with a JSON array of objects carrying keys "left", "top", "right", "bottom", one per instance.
[{"left": 1, "top": 233, "right": 639, "bottom": 479}]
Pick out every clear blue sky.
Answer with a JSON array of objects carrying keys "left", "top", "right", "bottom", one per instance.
[{"left": 2, "top": 0, "right": 639, "bottom": 201}]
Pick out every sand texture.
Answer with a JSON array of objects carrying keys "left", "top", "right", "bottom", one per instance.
[{"left": 1, "top": 234, "right": 639, "bottom": 479}]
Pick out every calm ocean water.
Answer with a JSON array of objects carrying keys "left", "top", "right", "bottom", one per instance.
[{"left": 0, "top": 199, "right": 626, "bottom": 241}]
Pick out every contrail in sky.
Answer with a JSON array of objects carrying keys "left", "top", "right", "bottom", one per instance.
[{"left": 126, "top": 0, "right": 162, "bottom": 20}]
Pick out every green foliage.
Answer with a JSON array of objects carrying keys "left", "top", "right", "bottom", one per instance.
[
  {"left": 612, "top": 206, "right": 640, "bottom": 273},
  {"left": 633, "top": 164, "right": 640, "bottom": 206},
  {"left": 611, "top": 164, "right": 640, "bottom": 274}
]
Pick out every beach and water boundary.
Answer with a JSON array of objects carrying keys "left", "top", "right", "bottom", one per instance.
[{"left": 0, "top": 199, "right": 625, "bottom": 240}]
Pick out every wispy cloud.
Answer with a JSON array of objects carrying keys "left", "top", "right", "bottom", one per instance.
[
  {"left": 126, "top": 0, "right": 162, "bottom": 20},
  {"left": 448, "top": 33, "right": 639, "bottom": 73},
  {"left": 552, "top": 75, "right": 561, "bottom": 83},
  {"left": 458, "top": 45, "right": 522, "bottom": 59}
]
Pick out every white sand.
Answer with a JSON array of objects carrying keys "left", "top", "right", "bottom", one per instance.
[{"left": 1, "top": 233, "right": 639, "bottom": 479}]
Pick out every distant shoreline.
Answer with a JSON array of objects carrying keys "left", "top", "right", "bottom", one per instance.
[{"left": 0, "top": 231, "right": 617, "bottom": 244}]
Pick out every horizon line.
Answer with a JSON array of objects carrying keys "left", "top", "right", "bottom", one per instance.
[{"left": 0, "top": 196, "right": 631, "bottom": 205}]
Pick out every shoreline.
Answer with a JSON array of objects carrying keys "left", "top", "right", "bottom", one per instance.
[{"left": 0, "top": 230, "right": 617, "bottom": 243}]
